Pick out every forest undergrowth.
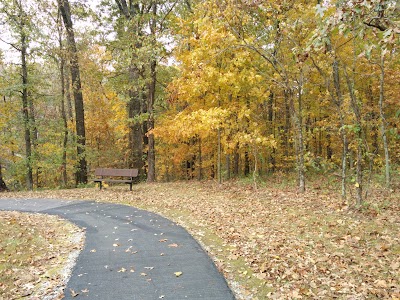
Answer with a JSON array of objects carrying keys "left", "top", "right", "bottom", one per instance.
[{"left": 0, "top": 177, "right": 399, "bottom": 299}]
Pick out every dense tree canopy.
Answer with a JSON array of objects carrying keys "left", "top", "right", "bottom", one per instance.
[{"left": 0, "top": 0, "right": 398, "bottom": 204}]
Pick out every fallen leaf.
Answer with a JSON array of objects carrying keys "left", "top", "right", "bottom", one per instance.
[
  {"left": 70, "top": 289, "right": 79, "bottom": 297},
  {"left": 255, "top": 273, "right": 267, "bottom": 280},
  {"left": 168, "top": 243, "right": 179, "bottom": 248},
  {"left": 174, "top": 271, "right": 183, "bottom": 277},
  {"left": 374, "top": 279, "right": 387, "bottom": 288}
]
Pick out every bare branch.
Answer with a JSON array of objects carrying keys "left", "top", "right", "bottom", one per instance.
[
  {"left": 0, "top": 37, "right": 20, "bottom": 51},
  {"left": 364, "top": 18, "right": 388, "bottom": 31}
]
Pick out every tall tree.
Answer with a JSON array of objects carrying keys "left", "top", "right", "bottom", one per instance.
[
  {"left": 0, "top": 0, "right": 37, "bottom": 190},
  {"left": 107, "top": 0, "right": 175, "bottom": 180},
  {"left": 57, "top": 0, "right": 88, "bottom": 185},
  {"left": 56, "top": 12, "right": 69, "bottom": 187},
  {"left": 111, "top": 0, "right": 146, "bottom": 173},
  {"left": 147, "top": 0, "right": 157, "bottom": 182}
]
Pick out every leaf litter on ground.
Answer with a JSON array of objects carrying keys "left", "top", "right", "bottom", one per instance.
[
  {"left": 0, "top": 180, "right": 399, "bottom": 299},
  {"left": 0, "top": 210, "right": 84, "bottom": 300}
]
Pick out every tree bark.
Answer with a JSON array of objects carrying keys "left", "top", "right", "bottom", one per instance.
[
  {"left": 225, "top": 154, "right": 230, "bottom": 180},
  {"left": 217, "top": 128, "right": 222, "bottom": 183},
  {"left": 267, "top": 92, "right": 276, "bottom": 172},
  {"left": 332, "top": 57, "right": 348, "bottom": 201},
  {"left": 0, "top": 163, "right": 9, "bottom": 192},
  {"left": 198, "top": 138, "right": 203, "bottom": 180},
  {"left": 128, "top": 69, "right": 144, "bottom": 171},
  {"left": 378, "top": 56, "right": 390, "bottom": 188},
  {"left": 290, "top": 76, "right": 306, "bottom": 193},
  {"left": 283, "top": 90, "right": 291, "bottom": 165},
  {"left": 233, "top": 143, "right": 239, "bottom": 176},
  {"left": 244, "top": 150, "right": 250, "bottom": 176},
  {"left": 295, "top": 99, "right": 306, "bottom": 193},
  {"left": 21, "top": 30, "right": 33, "bottom": 190},
  {"left": 58, "top": 0, "right": 88, "bottom": 185},
  {"left": 28, "top": 77, "right": 38, "bottom": 187},
  {"left": 147, "top": 1, "right": 157, "bottom": 182},
  {"left": 344, "top": 67, "right": 363, "bottom": 206},
  {"left": 58, "top": 18, "right": 68, "bottom": 187},
  {"left": 65, "top": 65, "right": 73, "bottom": 120}
]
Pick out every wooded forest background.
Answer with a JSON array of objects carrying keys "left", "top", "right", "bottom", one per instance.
[{"left": 0, "top": 0, "right": 399, "bottom": 206}]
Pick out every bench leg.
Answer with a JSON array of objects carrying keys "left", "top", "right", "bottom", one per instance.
[
  {"left": 99, "top": 181, "right": 102, "bottom": 190},
  {"left": 129, "top": 183, "right": 132, "bottom": 191}
]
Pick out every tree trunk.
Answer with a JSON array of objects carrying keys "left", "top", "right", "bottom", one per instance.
[
  {"left": 21, "top": 30, "right": 33, "bottom": 190},
  {"left": 65, "top": 64, "right": 73, "bottom": 120},
  {"left": 225, "top": 154, "right": 230, "bottom": 180},
  {"left": 379, "top": 56, "right": 390, "bottom": 188},
  {"left": 0, "top": 163, "right": 9, "bottom": 192},
  {"left": 198, "top": 137, "right": 203, "bottom": 180},
  {"left": 233, "top": 143, "right": 239, "bottom": 176},
  {"left": 244, "top": 150, "right": 250, "bottom": 176},
  {"left": 332, "top": 57, "right": 348, "bottom": 201},
  {"left": 340, "top": 117, "right": 349, "bottom": 201},
  {"left": 291, "top": 76, "right": 306, "bottom": 193},
  {"left": 147, "top": 2, "right": 157, "bottom": 182},
  {"left": 58, "top": 0, "right": 87, "bottom": 185},
  {"left": 58, "top": 21, "right": 68, "bottom": 187},
  {"left": 252, "top": 145, "right": 259, "bottom": 190},
  {"left": 326, "top": 133, "right": 333, "bottom": 160},
  {"left": 61, "top": 68, "right": 69, "bottom": 186},
  {"left": 284, "top": 90, "right": 291, "bottom": 164},
  {"left": 296, "top": 115, "right": 306, "bottom": 193},
  {"left": 217, "top": 128, "right": 222, "bottom": 184},
  {"left": 344, "top": 67, "right": 363, "bottom": 206},
  {"left": 147, "top": 70, "right": 156, "bottom": 181},
  {"left": 267, "top": 91, "right": 276, "bottom": 172},
  {"left": 128, "top": 69, "right": 144, "bottom": 171}
]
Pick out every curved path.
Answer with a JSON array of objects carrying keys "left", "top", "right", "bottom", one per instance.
[{"left": 0, "top": 199, "right": 235, "bottom": 300}]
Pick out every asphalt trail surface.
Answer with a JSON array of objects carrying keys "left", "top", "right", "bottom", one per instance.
[{"left": 0, "top": 199, "right": 235, "bottom": 299}]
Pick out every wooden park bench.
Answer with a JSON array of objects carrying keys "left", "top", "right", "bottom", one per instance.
[{"left": 93, "top": 168, "right": 139, "bottom": 191}]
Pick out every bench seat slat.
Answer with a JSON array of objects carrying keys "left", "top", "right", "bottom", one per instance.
[
  {"left": 95, "top": 168, "right": 138, "bottom": 177},
  {"left": 94, "top": 179, "right": 133, "bottom": 183}
]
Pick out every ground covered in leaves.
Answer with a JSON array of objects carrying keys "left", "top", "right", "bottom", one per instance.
[
  {"left": 0, "top": 211, "right": 84, "bottom": 300},
  {"left": 0, "top": 180, "right": 399, "bottom": 299}
]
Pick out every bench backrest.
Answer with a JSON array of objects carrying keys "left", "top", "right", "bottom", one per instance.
[{"left": 95, "top": 168, "right": 138, "bottom": 178}]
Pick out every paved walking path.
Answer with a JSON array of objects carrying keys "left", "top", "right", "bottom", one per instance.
[{"left": 0, "top": 199, "right": 235, "bottom": 299}]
